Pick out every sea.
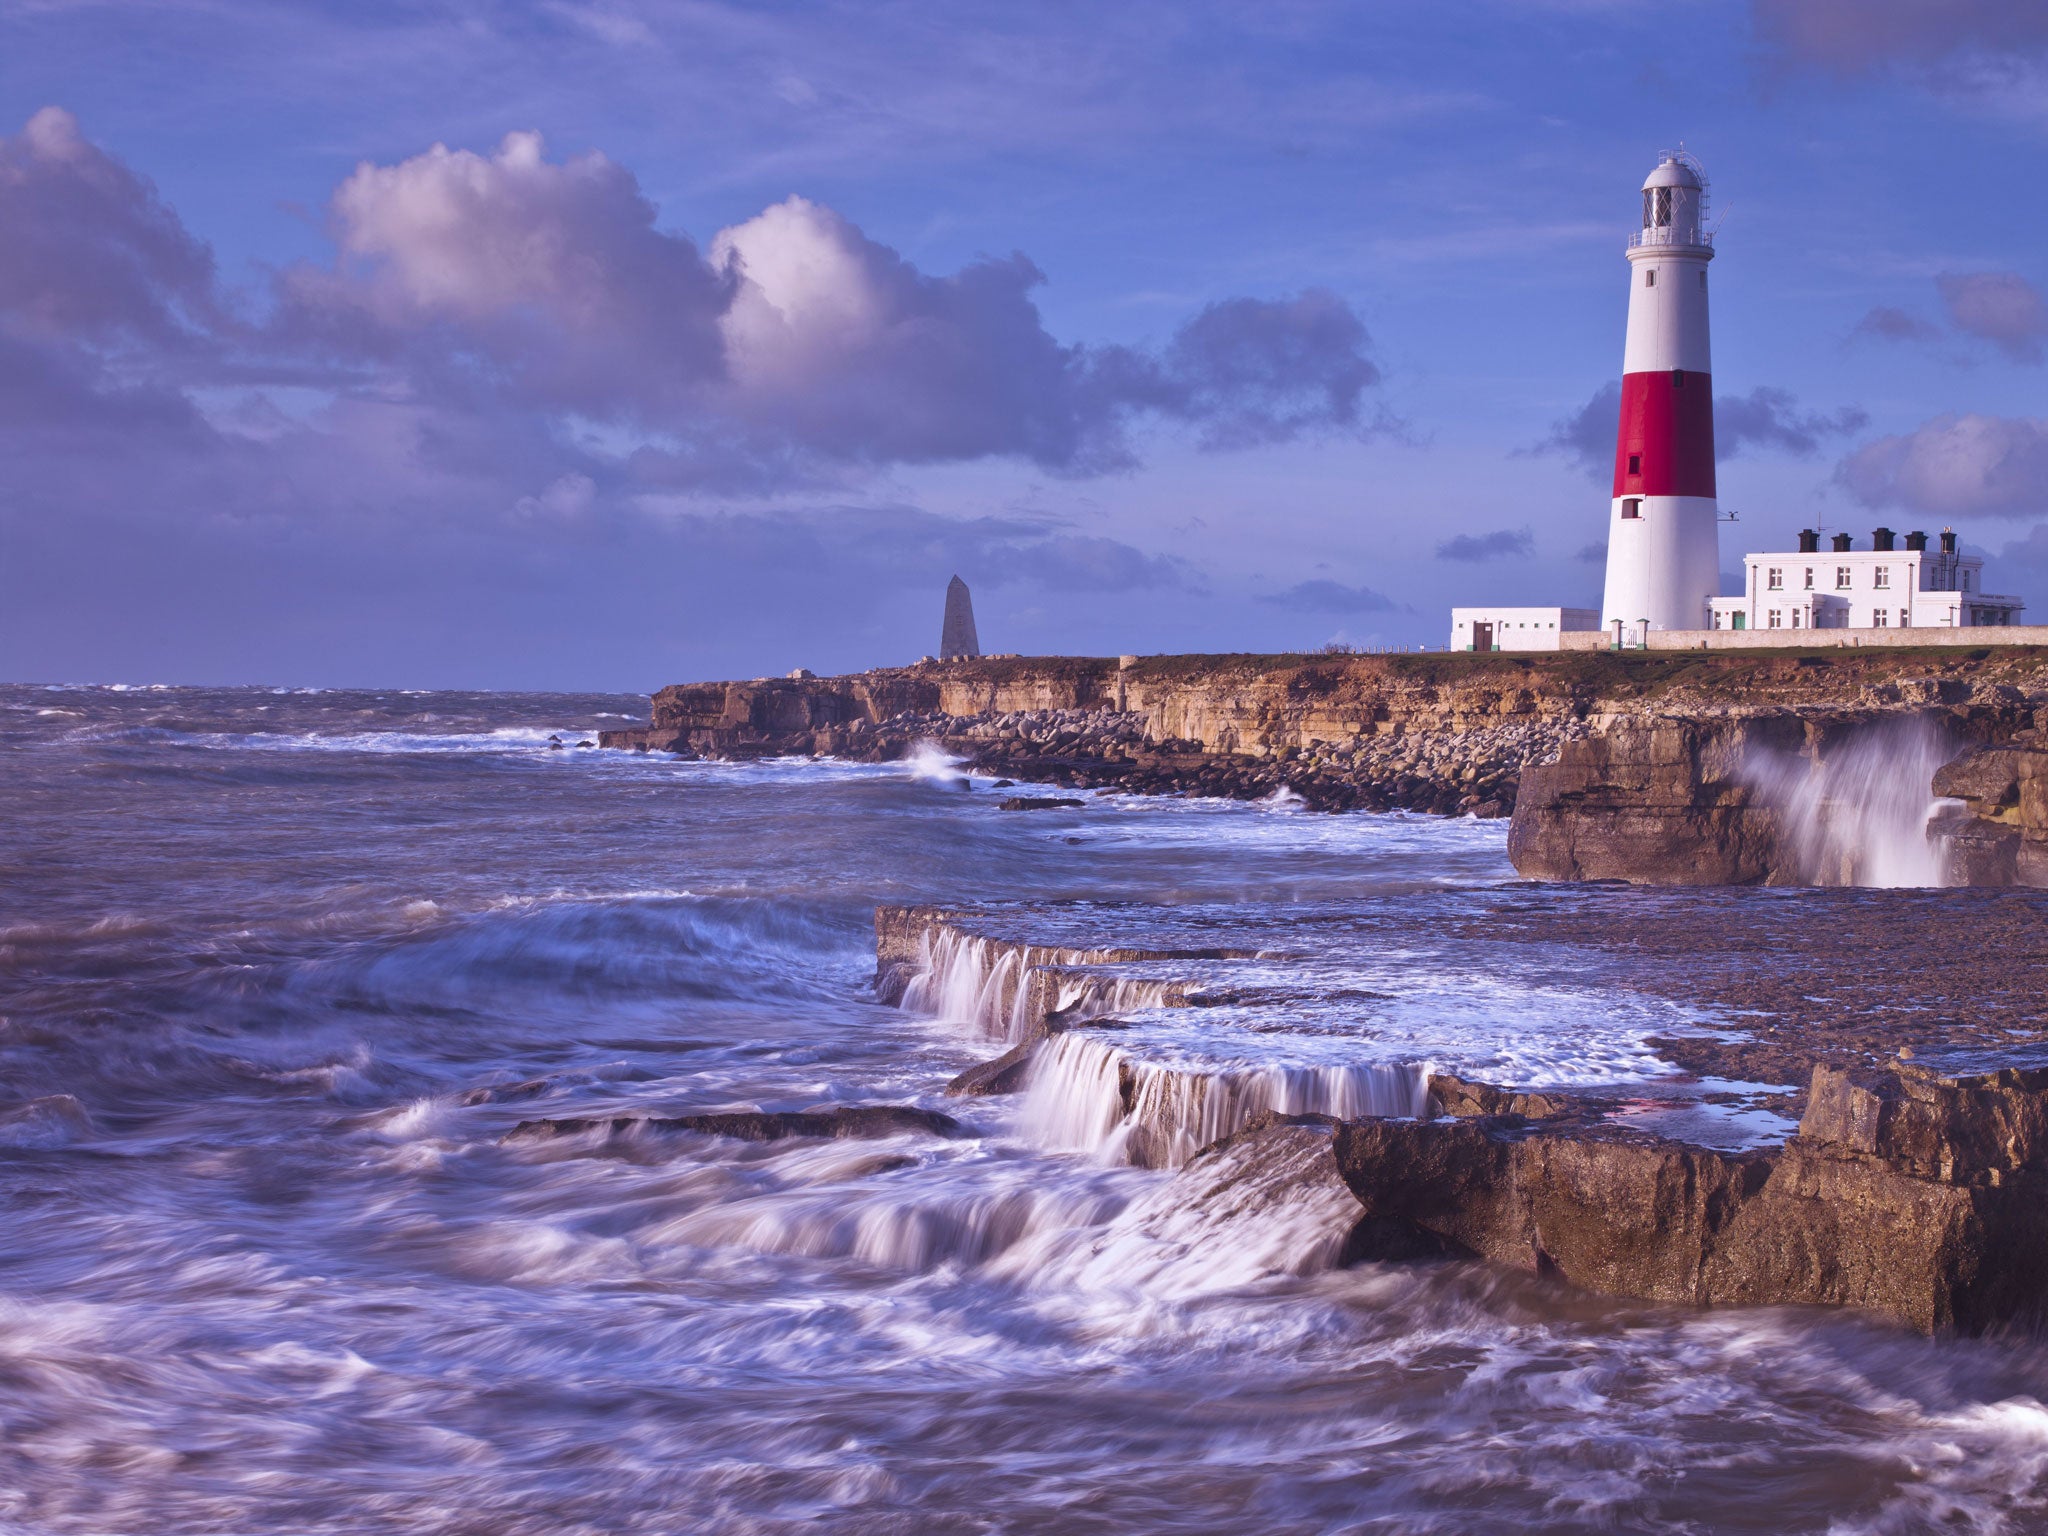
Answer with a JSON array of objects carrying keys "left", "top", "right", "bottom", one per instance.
[{"left": 3, "top": 684, "right": 2047, "bottom": 1535}]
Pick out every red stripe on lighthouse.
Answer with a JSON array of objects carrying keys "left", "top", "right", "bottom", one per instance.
[{"left": 1611, "top": 370, "right": 1716, "bottom": 499}]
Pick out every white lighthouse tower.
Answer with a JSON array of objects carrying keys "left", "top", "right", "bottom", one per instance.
[{"left": 1600, "top": 152, "right": 1720, "bottom": 636}]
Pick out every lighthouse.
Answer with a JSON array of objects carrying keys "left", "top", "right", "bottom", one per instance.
[{"left": 1600, "top": 152, "right": 1720, "bottom": 636}]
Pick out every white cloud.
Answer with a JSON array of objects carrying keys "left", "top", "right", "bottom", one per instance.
[{"left": 1838, "top": 413, "right": 2048, "bottom": 518}]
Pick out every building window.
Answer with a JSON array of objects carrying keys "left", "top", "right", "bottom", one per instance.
[
  {"left": 1791, "top": 611, "right": 1803, "bottom": 628},
  {"left": 1622, "top": 499, "right": 1641, "bottom": 519},
  {"left": 1836, "top": 567, "right": 1852, "bottom": 589},
  {"left": 1803, "top": 568, "right": 1815, "bottom": 590},
  {"left": 1874, "top": 568, "right": 1889, "bottom": 589},
  {"left": 1768, "top": 610, "right": 1782, "bottom": 628},
  {"left": 1900, "top": 608, "right": 1912, "bottom": 627},
  {"left": 1627, "top": 453, "right": 1641, "bottom": 475},
  {"left": 1873, "top": 610, "right": 1889, "bottom": 627},
  {"left": 1962, "top": 571, "right": 1972, "bottom": 592},
  {"left": 1767, "top": 568, "right": 1782, "bottom": 590}
]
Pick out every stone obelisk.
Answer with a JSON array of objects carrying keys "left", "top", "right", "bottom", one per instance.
[{"left": 939, "top": 575, "right": 981, "bottom": 660}]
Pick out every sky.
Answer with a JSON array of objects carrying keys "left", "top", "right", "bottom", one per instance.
[{"left": 1, "top": 0, "right": 2046, "bottom": 688}]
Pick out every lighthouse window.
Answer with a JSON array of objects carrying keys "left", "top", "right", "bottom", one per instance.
[
  {"left": 1627, "top": 454, "right": 1641, "bottom": 475},
  {"left": 1621, "top": 498, "right": 1642, "bottom": 519},
  {"left": 1645, "top": 269, "right": 1656, "bottom": 288},
  {"left": 1654, "top": 187, "right": 1673, "bottom": 227},
  {"left": 1671, "top": 369, "right": 1685, "bottom": 387}
]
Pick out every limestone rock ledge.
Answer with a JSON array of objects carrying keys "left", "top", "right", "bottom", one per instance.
[
  {"left": 1336, "top": 1054, "right": 2048, "bottom": 1334},
  {"left": 1506, "top": 716, "right": 1803, "bottom": 883},
  {"left": 1507, "top": 703, "right": 2045, "bottom": 885},
  {"left": 1934, "top": 744, "right": 2048, "bottom": 886},
  {"left": 604, "top": 649, "right": 2048, "bottom": 818}
]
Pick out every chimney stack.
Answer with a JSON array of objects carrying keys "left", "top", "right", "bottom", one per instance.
[
  {"left": 1831, "top": 532, "right": 1853, "bottom": 552},
  {"left": 1905, "top": 530, "right": 1928, "bottom": 552},
  {"left": 1941, "top": 529, "right": 1958, "bottom": 556},
  {"left": 1872, "top": 527, "right": 1895, "bottom": 552}
]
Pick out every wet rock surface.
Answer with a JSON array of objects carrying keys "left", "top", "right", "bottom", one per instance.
[{"left": 1439, "top": 884, "right": 2048, "bottom": 1090}]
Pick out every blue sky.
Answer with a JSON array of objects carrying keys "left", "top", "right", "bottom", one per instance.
[{"left": 2, "top": 0, "right": 2045, "bottom": 687}]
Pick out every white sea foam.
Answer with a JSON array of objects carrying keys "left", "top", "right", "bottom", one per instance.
[
  {"left": 1021, "top": 1030, "right": 1427, "bottom": 1168},
  {"left": 896, "top": 924, "right": 1178, "bottom": 1042}
]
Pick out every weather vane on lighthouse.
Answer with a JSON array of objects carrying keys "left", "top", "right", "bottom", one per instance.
[{"left": 1600, "top": 150, "right": 1722, "bottom": 638}]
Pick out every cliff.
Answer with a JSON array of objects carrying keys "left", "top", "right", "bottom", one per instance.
[{"left": 606, "top": 647, "right": 2048, "bottom": 818}]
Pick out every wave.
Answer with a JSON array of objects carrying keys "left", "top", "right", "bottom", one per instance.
[{"left": 1021, "top": 1031, "right": 1427, "bottom": 1169}]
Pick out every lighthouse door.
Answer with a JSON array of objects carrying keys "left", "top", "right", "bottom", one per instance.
[{"left": 1472, "top": 622, "right": 1494, "bottom": 653}]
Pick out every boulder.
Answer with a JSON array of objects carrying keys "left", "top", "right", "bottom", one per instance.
[
  {"left": 945, "top": 1038, "right": 1040, "bottom": 1096},
  {"left": 1334, "top": 1053, "right": 2048, "bottom": 1334}
]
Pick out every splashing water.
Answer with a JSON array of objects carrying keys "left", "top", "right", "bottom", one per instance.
[
  {"left": 1021, "top": 1031, "right": 1428, "bottom": 1169},
  {"left": 1750, "top": 717, "right": 1958, "bottom": 888},
  {"left": 897, "top": 925, "right": 1181, "bottom": 1042},
  {"left": 11, "top": 685, "right": 2048, "bottom": 1535},
  {"left": 904, "top": 738, "right": 968, "bottom": 781}
]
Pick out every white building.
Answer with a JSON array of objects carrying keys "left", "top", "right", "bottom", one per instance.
[
  {"left": 1708, "top": 528, "right": 2023, "bottom": 632},
  {"left": 1450, "top": 606, "right": 1601, "bottom": 651}
]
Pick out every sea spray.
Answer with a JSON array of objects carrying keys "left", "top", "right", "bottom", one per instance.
[
  {"left": 1021, "top": 1031, "right": 1429, "bottom": 1169},
  {"left": 994, "top": 1118, "right": 1371, "bottom": 1295},
  {"left": 897, "top": 926, "right": 1178, "bottom": 1041},
  {"left": 658, "top": 1174, "right": 1131, "bottom": 1273},
  {"left": 1749, "top": 717, "right": 1958, "bottom": 887}
]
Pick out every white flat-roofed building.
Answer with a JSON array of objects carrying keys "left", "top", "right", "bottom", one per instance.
[
  {"left": 1451, "top": 606, "right": 1601, "bottom": 652},
  {"left": 1708, "top": 527, "right": 2023, "bottom": 633}
]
